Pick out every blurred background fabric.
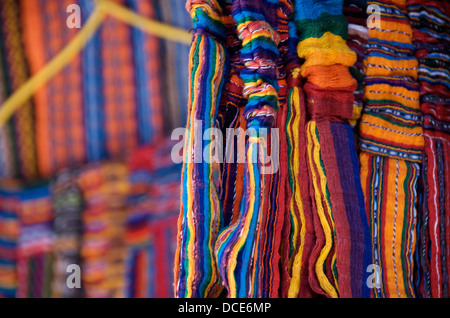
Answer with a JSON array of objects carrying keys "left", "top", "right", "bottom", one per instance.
[{"left": 0, "top": 0, "right": 190, "bottom": 298}]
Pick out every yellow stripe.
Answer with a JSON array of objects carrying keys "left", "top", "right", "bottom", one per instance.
[{"left": 287, "top": 88, "right": 306, "bottom": 298}]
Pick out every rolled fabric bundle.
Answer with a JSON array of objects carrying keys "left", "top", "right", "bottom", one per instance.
[
  {"left": 50, "top": 170, "right": 84, "bottom": 298},
  {"left": 0, "top": 185, "right": 21, "bottom": 298},
  {"left": 16, "top": 185, "right": 54, "bottom": 298},
  {"left": 359, "top": 0, "right": 423, "bottom": 298},
  {"left": 174, "top": 0, "right": 229, "bottom": 298},
  {"left": 407, "top": 0, "right": 450, "bottom": 298},
  {"left": 294, "top": 0, "right": 371, "bottom": 298},
  {"left": 0, "top": 0, "right": 38, "bottom": 180},
  {"left": 78, "top": 162, "right": 129, "bottom": 298},
  {"left": 124, "top": 139, "right": 182, "bottom": 298}
]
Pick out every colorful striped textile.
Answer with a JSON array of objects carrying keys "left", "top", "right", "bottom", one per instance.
[
  {"left": 80, "top": 0, "right": 139, "bottom": 161},
  {"left": 0, "top": 183, "right": 55, "bottom": 298},
  {"left": 16, "top": 185, "right": 54, "bottom": 298},
  {"left": 50, "top": 170, "right": 84, "bottom": 298},
  {"left": 215, "top": 0, "right": 246, "bottom": 242},
  {"left": 78, "top": 163, "right": 129, "bottom": 298},
  {"left": 155, "top": 0, "right": 192, "bottom": 132},
  {"left": 174, "top": 0, "right": 374, "bottom": 299},
  {"left": 290, "top": 0, "right": 371, "bottom": 298},
  {"left": 124, "top": 139, "right": 181, "bottom": 298},
  {"left": 174, "top": 0, "right": 229, "bottom": 298},
  {"left": 0, "top": 184, "right": 21, "bottom": 298},
  {"left": 18, "top": 0, "right": 182, "bottom": 177},
  {"left": 274, "top": 0, "right": 295, "bottom": 298},
  {"left": 284, "top": 14, "right": 316, "bottom": 298},
  {"left": 21, "top": 0, "right": 86, "bottom": 178},
  {"left": 360, "top": 153, "right": 420, "bottom": 297},
  {"left": 78, "top": 0, "right": 105, "bottom": 162},
  {"left": 129, "top": 0, "right": 165, "bottom": 144},
  {"left": 0, "top": 0, "right": 38, "bottom": 180},
  {"left": 407, "top": 0, "right": 450, "bottom": 298},
  {"left": 99, "top": 0, "right": 139, "bottom": 158},
  {"left": 359, "top": 0, "right": 423, "bottom": 298},
  {"left": 0, "top": 0, "right": 447, "bottom": 300}
]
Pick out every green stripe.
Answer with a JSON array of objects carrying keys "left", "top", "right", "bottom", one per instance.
[
  {"left": 364, "top": 99, "right": 422, "bottom": 114},
  {"left": 363, "top": 112, "right": 422, "bottom": 129},
  {"left": 296, "top": 13, "right": 348, "bottom": 41}
]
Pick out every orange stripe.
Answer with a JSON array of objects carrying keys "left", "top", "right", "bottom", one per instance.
[{"left": 20, "top": 0, "right": 51, "bottom": 177}]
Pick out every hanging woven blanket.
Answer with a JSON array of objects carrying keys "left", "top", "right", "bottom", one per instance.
[
  {"left": 124, "top": 139, "right": 182, "bottom": 298},
  {"left": 407, "top": 0, "right": 450, "bottom": 298},
  {"left": 359, "top": 0, "right": 423, "bottom": 298}
]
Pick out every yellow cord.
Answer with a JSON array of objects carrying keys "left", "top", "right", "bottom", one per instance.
[
  {"left": 97, "top": 0, "right": 192, "bottom": 45},
  {"left": 0, "top": 0, "right": 192, "bottom": 128}
]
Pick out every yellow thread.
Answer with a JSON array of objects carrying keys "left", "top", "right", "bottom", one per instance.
[
  {"left": 307, "top": 121, "right": 338, "bottom": 298},
  {"left": 287, "top": 88, "right": 306, "bottom": 298}
]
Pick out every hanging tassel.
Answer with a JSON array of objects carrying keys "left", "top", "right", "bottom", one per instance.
[
  {"left": 174, "top": 0, "right": 229, "bottom": 298},
  {"left": 214, "top": 0, "right": 281, "bottom": 298}
]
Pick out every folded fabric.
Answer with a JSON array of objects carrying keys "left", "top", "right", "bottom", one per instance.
[{"left": 407, "top": 0, "right": 450, "bottom": 298}]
